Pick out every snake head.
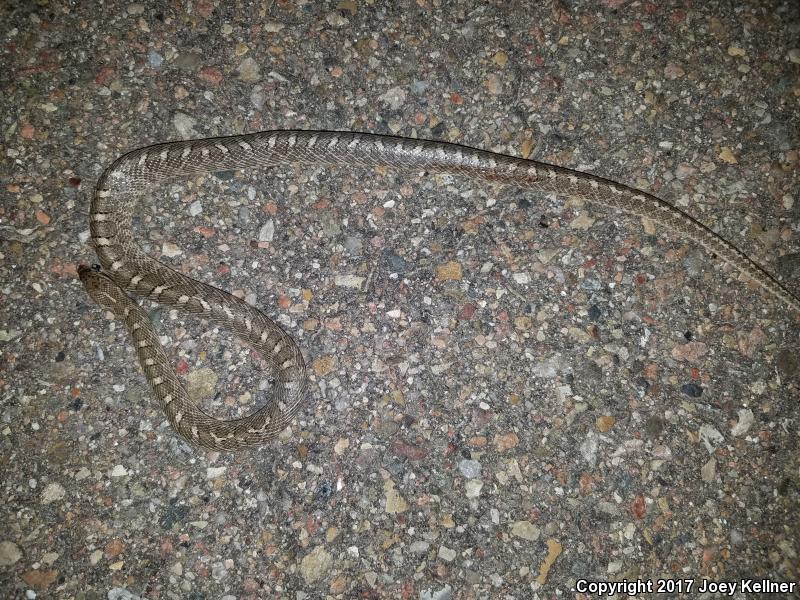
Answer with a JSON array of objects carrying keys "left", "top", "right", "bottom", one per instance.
[{"left": 78, "top": 264, "right": 128, "bottom": 312}]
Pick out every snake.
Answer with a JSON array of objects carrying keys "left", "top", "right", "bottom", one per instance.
[{"left": 79, "top": 130, "right": 800, "bottom": 451}]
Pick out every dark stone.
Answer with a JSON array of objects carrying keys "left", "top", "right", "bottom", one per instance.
[
  {"left": 680, "top": 383, "right": 703, "bottom": 398},
  {"left": 214, "top": 170, "right": 236, "bottom": 180},
  {"left": 776, "top": 349, "right": 798, "bottom": 380},
  {"left": 384, "top": 251, "right": 409, "bottom": 273},
  {"left": 317, "top": 481, "right": 334, "bottom": 500},
  {"left": 645, "top": 415, "right": 665, "bottom": 438},
  {"left": 160, "top": 504, "right": 190, "bottom": 529}
]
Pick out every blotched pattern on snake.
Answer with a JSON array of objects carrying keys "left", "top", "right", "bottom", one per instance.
[{"left": 80, "top": 130, "right": 799, "bottom": 451}]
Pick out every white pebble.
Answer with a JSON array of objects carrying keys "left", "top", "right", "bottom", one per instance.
[{"left": 512, "top": 272, "right": 530, "bottom": 284}]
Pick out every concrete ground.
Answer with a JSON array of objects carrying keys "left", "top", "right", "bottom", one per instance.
[{"left": 1, "top": 1, "right": 798, "bottom": 598}]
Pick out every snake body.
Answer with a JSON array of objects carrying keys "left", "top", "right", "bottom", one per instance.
[{"left": 80, "top": 130, "right": 800, "bottom": 451}]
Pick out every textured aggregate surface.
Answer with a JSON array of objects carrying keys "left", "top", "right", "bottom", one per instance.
[{"left": 2, "top": 1, "right": 800, "bottom": 598}]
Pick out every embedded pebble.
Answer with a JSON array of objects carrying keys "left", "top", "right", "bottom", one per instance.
[
  {"left": 172, "top": 112, "right": 197, "bottom": 137},
  {"left": 238, "top": 57, "right": 261, "bottom": 82},
  {"left": 258, "top": 219, "right": 275, "bottom": 242},
  {"left": 211, "top": 561, "right": 228, "bottom": 580},
  {"left": 0, "top": 540, "right": 22, "bottom": 566},
  {"left": 437, "top": 546, "right": 457, "bottom": 562},
  {"left": 378, "top": 86, "right": 407, "bottom": 109},
  {"left": 731, "top": 409, "right": 754, "bottom": 436},
  {"left": 107, "top": 589, "right": 142, "bottom": 600},
  {"left": 458, "top": 459, "right": 481, "bottom": 478},
  {"left": 681, "top": 383, "right": 703, "bottom": 398},
  {"left": 384, "top": 479, "right": 408, "bottom": 513},
  {"left": 41, "top": 483, "right": 65, "bottom": 503},
  {"left": 187, "top": 367, "right": 218, "bottom": 400},
  {"left": 147, "top": 50, "right": 163, "bottom": 68},
  {"left": 110, "top": 465, "right": 128, "bottom": 478},
  {"left": 161, "top": 241, "right": 183, "bottom": 257},
  {"left": 334, "top": 274, "right": 365, "bottom": 288},
  {"left": 511, "top": 520, "right": 541, "bottom": 542},
  {"left": 465, "top": 480, "right": 483, "bottom": 498},
  {"left": 701, "top": 458, "right": 716, "bottom": 483},
  {"left": 300, "top": 546, "right": 332, "bottom": 583},
  {"left": 699, "top": 424, "right": 724, "bottom": 453},
  {"left": 206, "top": 466, "right": 227, "bottom": 479},
  {"left": 174, "top": 52, "right": 202, "bottom": 70},
  {"left": 420, "top": 585, "right": 453, "bottom": 600}
]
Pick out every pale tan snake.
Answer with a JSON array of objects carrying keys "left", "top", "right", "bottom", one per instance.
[{"left": 80, "top": 130, "right": 800, "bottom": 451}]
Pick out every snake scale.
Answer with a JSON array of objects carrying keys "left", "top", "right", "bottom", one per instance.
[{"left": 80, "top": 130, "right": 800, "bottom": 451}]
